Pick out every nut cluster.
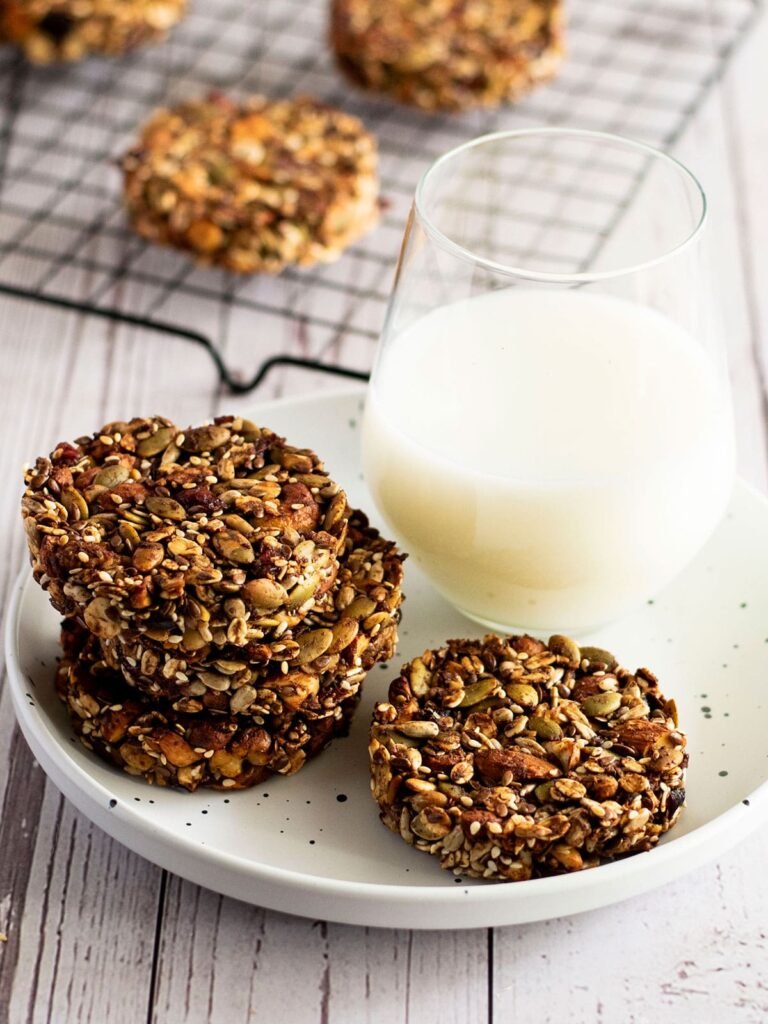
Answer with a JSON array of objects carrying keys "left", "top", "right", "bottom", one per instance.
[
  {"left": 1, "top": 0, "right": 186, "bottom": 62},
  {"left": 370, "top": 634, "right": 686, "bottom": 881},
  {"left": 330, "top": 0, "right": 563, "bottom": 112},
  {"left": 23, "top": 416, "right": 405, "bottom": 790},
  {"left": 120, "top": 93, "right": 380, "bottom": 274}
]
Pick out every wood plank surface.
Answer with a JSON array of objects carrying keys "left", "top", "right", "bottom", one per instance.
[{"left": 1, "top": 7, "right": 767, "bottom": 1023}]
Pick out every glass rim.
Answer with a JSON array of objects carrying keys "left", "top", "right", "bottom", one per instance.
[{"left": 413, "top": 127, "right": 708, "bottom": 284}]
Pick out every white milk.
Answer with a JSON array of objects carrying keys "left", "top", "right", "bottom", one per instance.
[{"left": 363, "top": 288, "right": 735, "bottom": 632}]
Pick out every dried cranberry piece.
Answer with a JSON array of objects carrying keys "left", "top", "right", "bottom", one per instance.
[
  {"left": 54, "top": 442, "right": 81, "bottom": 465},
  {"left": 177, "top": 486, "right": 222, "bottom": 514}
]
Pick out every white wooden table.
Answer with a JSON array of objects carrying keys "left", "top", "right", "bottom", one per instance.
[{"left": 1, "top": 15, "right": 768, "bottom": 1024}]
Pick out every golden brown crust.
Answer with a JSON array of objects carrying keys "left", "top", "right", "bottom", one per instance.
[{"left": 120, "top": 93, "right": 380, "bottom": 273}]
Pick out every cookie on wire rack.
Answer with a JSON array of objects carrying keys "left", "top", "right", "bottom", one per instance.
[
  {"left": 370, "top": 634, "right": 687, "bottom": 881},
  {"left": 120, "top": 93, "right": 380, "bottom": 274},
  {"left": 21, "top": 415, "right": 350, "bottom": 651},
  {"left": 0, "top": 0, "right": 186, "bottom": 62},
  {"left": 330, "top": 0, "right": 563, "bottom": 112}
]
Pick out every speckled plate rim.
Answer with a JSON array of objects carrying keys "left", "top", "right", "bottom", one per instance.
[{"left": 7, "top": 392, "right": 768, "bottom": 930}]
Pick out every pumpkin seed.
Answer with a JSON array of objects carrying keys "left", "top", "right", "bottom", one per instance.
[
  {"left": 410, "top": 808, "right": 452, "bottom": 840},
  {"left": 132, "top": 543, "right": 165, "bottom": 572},
  {"left": 548, "top": 634, "right": 581, "bottom": 667},
  {"left": 168, "top": 536, "right": 201, "bottom": 558},
  {"left": 234, "top": 479, "right": 281, "bottom": 499},
  {"left": 580, "top": 645, "right": 617, "bottom": 669},
  {"left": 123, "top": 508, "right": 150, "bottom": 526},
  {"left": 279, "top": 451, "right": 314, "bottom": 473},
  {"left": 323, "top": 490, "right": 347, "bottom": 530},
  {"left": 505, "top": 682, "right": 540, "bottom": 709},
  {"left": 83, "top": 596, "right": 121, "bottom": 638},
  {"left": 230, "top": 685, "right": 257, "bottom": 714},
  {"left": 118, "top": 522, "right": 141, "bottom": 551},
  {"left": 145, "top": 496, "right": 186, "bottom": 521},
  {"left": 143, "top": 627, "right": 170, "bottom": 643},
  {"left": 238, "top": 419, "right": 262, "bottom": 441},
  {"left": 459, "top": 677, "right": 498, "bottom": 707},
  {"left": 329, "top": 617, "right": 359, "bottom": 653},
  {"left": 243, "top": 577, "right": 288, "bottom": 611},
  {"left": 182, "top": 628, "right": 207, "bottom": 651},
  {"left": 296, "top": 628, "right": 334, "bottom": 664},
  {"left": 182, "top": 424, "right": 231, "bottom": 452},
  {"left": 137, "top": 427, "right": 176, "bottom": 457},
  {"left": 94, "top": 464, "right": 130, "bottom": 489},
  {"left": 198, "top": 671, "right": 232, "bottom": 692},
  {"left": 581, "top": 691, "right": 622, "bottom": 718},
  {"left": 159, "top": 442, "right": 181, "bottom": 468},
  {"left": 345, "top": 596, "right": 376, "bottom": 619},
  {"left": 286, "top": 571, "right": 320, "bottom": 609},
  {"left": 293, "top": 539, "right": 317, "bottom": 562},
  {"left": 223, "top": 513, "right": 254, "bottom": 536},
  {"left": 212, "top": 529, "right": 255, "bottom": 565},
  {"left": 535, "top": 781, "right": 554, "bottom": 803},
  {"left": 61, "top": 488, "right": 89, "bottom": 521},
  {"left": 212, "top": 660, "right": 248, "bottom": 675},
  {"left": 530, "top": 716, "right": 563, "bottom": 741},
  {"left": 296, "top": 473, "right": 329, "bottom": 487}
]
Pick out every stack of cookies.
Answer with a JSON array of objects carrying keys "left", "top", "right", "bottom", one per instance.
[{"left": 22, "top": 415, "right": 404, "bottom": 791}]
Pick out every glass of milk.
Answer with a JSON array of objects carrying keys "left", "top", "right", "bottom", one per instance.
[{"left": 362, "top": 128, "right": 735, "bottom": 634}]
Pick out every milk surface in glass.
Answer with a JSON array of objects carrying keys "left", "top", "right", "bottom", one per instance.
[{"left": 363, "top": 288, "right": 734, "bottom": 632}]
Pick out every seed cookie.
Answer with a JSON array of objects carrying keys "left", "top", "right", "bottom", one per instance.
[
  {"left": 370, "top": 634, "right": 686, "bottom": 881},
  {"left": 98, "top": 512, "right": 405, "bottom": 711},
  {"left": 330, "top": 0, "right": 563, "bottom": 112},
  {"left": 22, "top": 415, "right": 350, "bottom": 649},
  {"left": 1, "top": 0, "right": 185, "bottom": 62},
  {"left": 57, "top": 619, "right": 364, "bottom": 791},
  {"left": 120, "top": 93, "right": 380, "bottom": 273}
]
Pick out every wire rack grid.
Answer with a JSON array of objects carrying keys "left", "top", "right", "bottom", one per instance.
[{"left": 0, "top": 0, "right": 762, "bottom": 392}]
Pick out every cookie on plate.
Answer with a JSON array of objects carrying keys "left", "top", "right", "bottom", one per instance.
[
  {"left": 57, "top": 619, "right": 364, "bottom": 790},
  {"left": 120, "top": 93, "right": 380, "bottom": 273},
  {"left": 1, "top": 0, "right": 185, "bottom": 62},
  {"left": 370, "top": 634, "right": 686, "bottom": 881},
  {"left": 98, "top": 511, "right": 405, "bottom": 709},
  {"left": 330, "top": 0, "right": 563, "bottom": 112},
  {"left": 22, "top": 415, "right": 349, "bottom": 650}
]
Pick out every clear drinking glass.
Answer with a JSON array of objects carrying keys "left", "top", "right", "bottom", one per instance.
[{"left": 362, "top": 128, "right": 735, "bottom": 634}]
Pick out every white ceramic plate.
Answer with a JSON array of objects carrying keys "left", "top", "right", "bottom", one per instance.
[{"left": 8, "top": 390, "right": 768, "bottom": 929}]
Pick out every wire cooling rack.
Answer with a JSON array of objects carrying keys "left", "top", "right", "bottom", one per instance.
[{"left": 0, "top": 0, "right": 762, "bottom": 392}]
